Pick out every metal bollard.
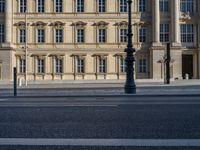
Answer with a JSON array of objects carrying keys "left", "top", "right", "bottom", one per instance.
[{"left": 13, "top": 67, "right": 17, "bottom": 96}]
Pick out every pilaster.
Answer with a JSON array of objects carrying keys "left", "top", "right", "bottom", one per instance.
[
  {"left": 152, "top": 0, "right": 161, "bottom": 46},
  {"left": 171, "top": 0, "right": 181, "bottom": 47},
  {"left": 5, "top": 0, "right": 12, "bottom": 45},
  {"left": 149, "top": 46, "right": 165, "bottom": 80}
]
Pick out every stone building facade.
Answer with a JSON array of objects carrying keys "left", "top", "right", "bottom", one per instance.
[{"left": 0, "top": 0, "right": 200, "bottom": 81}]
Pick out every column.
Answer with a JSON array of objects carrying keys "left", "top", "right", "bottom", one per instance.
[
  {"left": 5, "top": 0, "right": 12, "bottom": 44},
  {"left": 152, "top": 0, "right": 161, "bottom": 46},
  {"left": 172, "top": 0, "right": 181, "bottom": 46}
]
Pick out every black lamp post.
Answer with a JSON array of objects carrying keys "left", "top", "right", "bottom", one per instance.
[{"left": 124, "top": 0, "right": 136, "bottom": 94}]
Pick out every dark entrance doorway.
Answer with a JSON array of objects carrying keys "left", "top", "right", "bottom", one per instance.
[{"left": 182, "top": 55, "right": 193, "bottom": 79}]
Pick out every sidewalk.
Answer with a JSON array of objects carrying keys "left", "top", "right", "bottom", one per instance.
[
  {"left": 0, "top": 80, "right": 200, "bottom": 97},
  {"left": 1, "top": 79, "right": 200, "bottom": 89}
]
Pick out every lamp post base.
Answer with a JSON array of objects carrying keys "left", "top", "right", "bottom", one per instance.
[{"left": 125, "top": 84, "right": 136, "bottom": 94}]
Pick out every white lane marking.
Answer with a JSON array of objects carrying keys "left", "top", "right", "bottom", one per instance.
[
  {"left": 0, "top": 139, "right": 200, "bottom": 146},
  {"left": 0, "top": 104, "right": 118, "bottom": 107},
  {"left": 0, "top": 99, "right": 7, "bottom": 101}
]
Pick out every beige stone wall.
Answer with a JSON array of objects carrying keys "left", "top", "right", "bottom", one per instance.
[{"left": 0, "top": 0, "right": 200, "bottom": 81}]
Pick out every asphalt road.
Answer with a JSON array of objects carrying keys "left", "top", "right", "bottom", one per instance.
[{"left": 0, "top": 96, "right": 200, "bottom": 150}]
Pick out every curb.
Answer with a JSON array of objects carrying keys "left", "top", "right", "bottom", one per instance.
[{"left": 1, "top": 94, "right": 200, "bottom": 98}]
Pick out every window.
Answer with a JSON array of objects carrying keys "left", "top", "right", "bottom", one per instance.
[
  {"left": 19, "top": 29, "right": 26, "bottom": 43},
  {"left": 38, "top": 0, "right": 45, "bottom": 12},
  {"left": 139, "top": 0, "right": 146, "bottom": 12},
  {"left": 98, "top": 29, "right": 106, "bottom": 43},
  {"left": 55, "top": 58, "right": 63, "bottom": 73},
  {"left": 160, "top": 0, "right": 169, "bottom": 12},
  {"left": 19, "top": 59, "right": 26, "bottom": 73},
  {"left": 181, "top": 24, "right": 194, "bottom": 43},
  {"left": 55, "top": 0, "right": 62, "bottom": 12},
  {"left": 20, "top": 0, "right": 27, "bottom": 12},
  {"left": 37, "top": 29, "right": 45, "bottom": 43},
  {"left": 120, "top": 57, "right": 126, "bottom": 73},
  {"left": 120, "top": 0, "right": 127, "bottom": 12},
  {"left": 77, "top": 0, "right": 84, "bottom": 12},
  {"left": 180, "top": 0, "right": 194, "bottom": 13},
  {"left": 99, "top": 58, "right": 106, "bottom": 73},
  {"left": 38, "top": 59, "right": 45, "bottom": 73},
  {"left": 77, "top": 58, "right": 84, "bottom": 73},
  {"left": 77, "top": 29, "right": 84, "bottom": 43},
  {"left": 0, "top": 0, "right": 5, "bottom": 12},
  {"left": 160, "top": 24, "right": 169, "bottom": 42},
  {"left": 120, "top": 29, "right": 127, "bottom": 43},
  {"left": 0, "top": 24, "right": 4, "bottom": 43},
  {"left": 139, "top": 28, "right": 146, "bottom": 42},
  {"left": 139, "top": 58, "right": 147, "bottom": 73},
  {"left": 55, "top": 29, "right": 63, "bottom": 43},
  {"left": 98, "top": 0, "right": 106, "bottom": 12}
]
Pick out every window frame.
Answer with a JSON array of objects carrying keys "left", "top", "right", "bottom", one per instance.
[
  {"left": 38, "top": 0, "right": 45, "bottom": 13},
  {"left": 180, "top": 0, "right": 194, "bottom": 13},
  {"left": 120, "top": 28, "right": 128, "bottom": 43},
  {"left": 20, "top": 0, "right": 27, "bottom": 13},
  {"left": 139, "top": 28, "right": 147, "bottom": 43},
  {"left": 98, "top": 28, "right": 107, "bottom": 43},
  {"left": 37, "top": 29, "right": 45, "bottom": 43},
  {"left": 139, "top": 0, "right": 146, "bottom": 12},
  {"left": 55, "top": 0, "right": 63, "bottom": 13},
  {"left": 98, "top": 0, "right": 106, "bottom": 13},
  {"left": 76, "top": 57, "right": 85, "bottom": 73},
  {"left": 180, "top": 24, "right": 194, "bottom": 43},
  {"left": 0, "top": 24, "right": 4, "bottom": 43},
  {"left": 160, "top": 0, "right": 169, "bottom": 12},
  {"left": 98, "top": 57, "right": 107, "bottom": 73},
  {"left": 138, "top": 58, "right": 147, "bottom": 73},
  {"left": 55, "top": 29, "right": 63, "bottom": 43},
  {"left": 160, "top": 23, "right": 170, "bottom": 43},
  {"left": 55, "top": 58, "right": 63, "bottom": 73},
  {"left": 19, "top": 59, "right": 26, "bottom": 73},
  {"left": 37, "top": 58, "right": 45, "bottom": 73},
  {"left": 0, "top": 0, "right": 5, "bottom": 13},
  {"left": 119, "top": 0, "right": 127, "bottom": 13},
  {"left": 76, "top": 0, "right": 84, "bottom": 13}
]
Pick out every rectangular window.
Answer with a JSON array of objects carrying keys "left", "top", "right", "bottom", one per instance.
[
  {"left": 180, "top": 0, "right": 194, "bottom": 13},
  {"left": 99, "top": 58, "right": 106, "bottom": 73},
  {"left": 120, "top": 57, "right": 126, "bottom": 73},
  {"left": 55, "top": 29, "right": 63, "bottom": 43},
  {"left": 77, "top": 58, "right": 84, "bottom": 73},
  {"left": 20, "top": 0, "right": 27, "bottom": 12},
  {"left": 77, "top": 29, "right": 84, "bottom": 43},
  {"left": 98, "top": 29, "right": 106, "bottom": 43},
  {"left": 139, "top": 58, "right": 147, "bottom": 73},
  {"left": 120, "top": 29, "right": 127, "bottom": 43},
  {"left": 38, "top": 59, "right": 45, "bottom": 73},
  {"left": 0, "top": 24, "right": 4, "bottom": 43},
  {"left": 139, "top": 0, "right": 146, "bottom": 12},
  {"left": 181, "top": 24, "right": 194, "bottom": 43},
  {"left": 139, "top": 28, "right": 146, "bottom": 42},
  {"left": 55, "top": 58, "right": 63, "bottom": 73},
  {"left": 77, "top": 0, "right": 84, "bottom": 12},
  {"left": 19, "top": 29, "right": 26, "bottom": 43},
  {"left": 37, "top": 29, "right": 45, "bottom": 43},
  {"left": 38, "top": 0, "right": 45, "bottom": 12},
  {"left": 0, "top": 0, "right": 5, "bottom": 12},
  {"left": 160, "top": 0, "right": 169, "bottom": 12},
  {"left": 160, "top": 23, "right": 169, "bottom": 42},
  {"left": 120, "top": 0, "right": 127, "bottom": 12},
  {"left": 20, "top": 59, "right": 26, "bottom": 73},
  {"left": 98, "top": 0, "right": 106, "bottom": 12},
  {"left": 55, "top": 0, "right": 62, "bottom": 12}
]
